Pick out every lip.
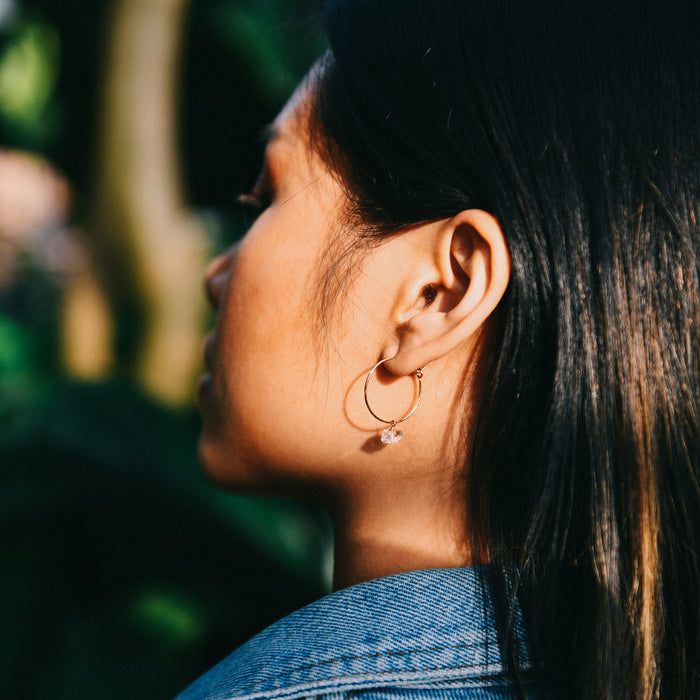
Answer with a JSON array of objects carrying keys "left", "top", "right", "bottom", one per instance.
[
  {"left": 197, "top": 335, "right": 215, "bottom": 406},
  {"left": 202, "top": 333, "right": 215, "bottom": 370},
  {"left": 197, "top": 372, "right": 212, "bottom": 405}
]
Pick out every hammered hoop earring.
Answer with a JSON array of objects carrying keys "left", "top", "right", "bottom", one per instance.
[{"left": 364, "top": 358, "right": 424, "bottom": 444}]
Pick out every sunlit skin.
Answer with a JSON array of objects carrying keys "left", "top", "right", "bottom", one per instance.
[{"left": 197, "top": 79, "right": 511, "bottom": 589}]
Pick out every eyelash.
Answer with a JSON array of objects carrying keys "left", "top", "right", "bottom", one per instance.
[
  {"left": 235, "top": 174, "right": 273, "bottom": 212},
  {"left": 235, "top": 190, "right": 269, "bottom": 210}
]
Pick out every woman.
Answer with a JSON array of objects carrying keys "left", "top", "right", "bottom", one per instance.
[{"left": 180, "top": 0, "right": 700, "bottom": 698}]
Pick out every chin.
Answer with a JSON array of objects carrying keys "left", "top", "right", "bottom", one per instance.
[
  {"left": 196, "top": 433, "right": 283, "bottom": 495},
  {"left": 197, "top": 434, "right": 329, "bottom": 504},
  {"left": 198, "top": 436, "right": 253, "bottom": 489}
]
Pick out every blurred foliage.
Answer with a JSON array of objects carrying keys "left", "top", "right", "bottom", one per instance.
[
  {"left": 0, "top": 376, "right": 331, "bottom": 699},
  {"left": 0, "top": 0, "right": 330, "bottom": 698},
  {"left": 0, "top": 17, "right": 62, "bottom": 147},
  {"left": 181, "top": 0, "right": 326, "bottom": 212}
]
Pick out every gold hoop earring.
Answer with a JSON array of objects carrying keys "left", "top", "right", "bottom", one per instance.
[{"left": 364, "top": 358, "right": 424, "bottom": 444}]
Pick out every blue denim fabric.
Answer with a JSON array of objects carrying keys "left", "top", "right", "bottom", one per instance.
[{"left": 176, "top": 567, "right": 547, "bottom": 699}]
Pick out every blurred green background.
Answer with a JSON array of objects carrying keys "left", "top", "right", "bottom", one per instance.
[{"left": 0, "top": 1, "right": 331, "bottom": 698}]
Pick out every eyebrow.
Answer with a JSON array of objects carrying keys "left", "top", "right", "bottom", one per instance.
[{"left": 259, "top": 123, "right": 280, "bottom": 146}]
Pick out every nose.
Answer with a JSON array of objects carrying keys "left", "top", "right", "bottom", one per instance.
[{"left": 203, "top": 246, "right": 236, "bottom": 310}]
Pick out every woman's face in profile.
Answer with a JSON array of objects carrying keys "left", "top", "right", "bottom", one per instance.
[{"left": 196, "top": 85, "right": 410, "bottom": 494}]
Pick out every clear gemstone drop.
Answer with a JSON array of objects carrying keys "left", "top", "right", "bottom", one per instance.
[{"left": 381, "top": 426, "right": 404, "bottom": 444}]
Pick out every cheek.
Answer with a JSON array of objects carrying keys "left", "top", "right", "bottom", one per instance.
[
  {"left": 201, "top": 223, "right": 325, "bottom": 480},
  {"left": 226, "top": 218, "right": 319, "bottom": 358},
  {"left": 221, "top": 244, "right": 302, "bottom": 409}
]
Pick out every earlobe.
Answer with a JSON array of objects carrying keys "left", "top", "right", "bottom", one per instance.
[{"left": 384, "top": 210, "right": 510, "bottom": 376}]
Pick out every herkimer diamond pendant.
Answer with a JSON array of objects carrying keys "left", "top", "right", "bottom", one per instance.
[{"left": 381, "top": 424, "right": 404, "bottom": 444}]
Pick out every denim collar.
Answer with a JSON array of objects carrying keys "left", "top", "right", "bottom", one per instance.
[{"left": 177, "top": 567, "right": 539, "bottom": 700}]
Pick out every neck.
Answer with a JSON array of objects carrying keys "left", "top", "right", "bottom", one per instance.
[{"left": 330, "top": 478, "right": 470, "bottom": 590}]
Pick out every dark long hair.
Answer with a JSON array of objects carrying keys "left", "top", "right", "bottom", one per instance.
[{"left": 310, "top": 0, "right": 700, "bottom": 697}]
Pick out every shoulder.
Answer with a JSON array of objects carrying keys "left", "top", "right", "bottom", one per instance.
[{"left": 175, "top": 567, "right": 546, "bottom": 700}]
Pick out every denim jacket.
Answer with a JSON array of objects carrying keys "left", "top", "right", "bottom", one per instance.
[{"left": 176, "top": 567, "right": 547, "bottom": 699}]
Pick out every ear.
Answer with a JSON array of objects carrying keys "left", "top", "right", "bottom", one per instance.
[{"left": 383, "top": 209, "right": 510, "bottom": 376}]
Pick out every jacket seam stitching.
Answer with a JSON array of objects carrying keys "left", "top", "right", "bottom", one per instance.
[
  {"left": 266, "top": 639, "right": 498, "bottom": 682},
  {"left": 246, "top": 662, "right": 513, "bottom": 700}
]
